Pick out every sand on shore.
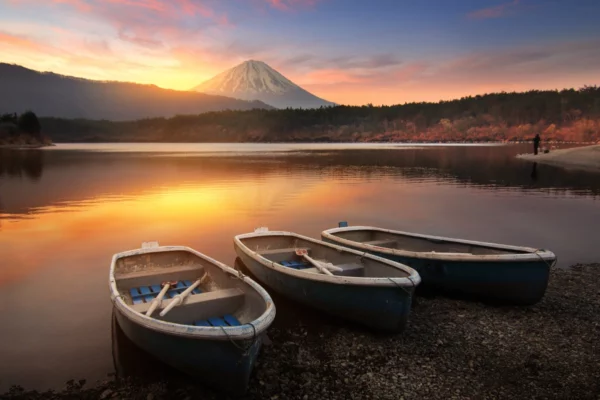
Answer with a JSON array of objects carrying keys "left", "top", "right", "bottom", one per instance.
[{"left": 517, "top": 144, "right": 600, "bottom": 172}]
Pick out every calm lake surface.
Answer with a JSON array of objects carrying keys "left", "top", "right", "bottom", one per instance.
[{"left": 1, "top": 143, "right": 599, "bottom": 391}]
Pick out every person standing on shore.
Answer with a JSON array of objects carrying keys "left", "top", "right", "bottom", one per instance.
[{"left": 533, "top": 133, "right": 541, "bottom": 155}]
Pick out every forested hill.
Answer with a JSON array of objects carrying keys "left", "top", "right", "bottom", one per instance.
[
  {"left": 0, "top": 63, "right": 272, "bottom": 121},
  {"left": 42, "top": 86, "right": 600, "bottom": 143}
]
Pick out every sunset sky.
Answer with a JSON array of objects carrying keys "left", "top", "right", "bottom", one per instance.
[{"left": 1, "top": 0, "right": 599, "bottom": 105}]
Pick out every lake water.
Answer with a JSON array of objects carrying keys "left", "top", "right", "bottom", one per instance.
[{"left": 1, "top": 143, "right": 599, "bottom": 391}]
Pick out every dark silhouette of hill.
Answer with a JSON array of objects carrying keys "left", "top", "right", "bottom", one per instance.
[{"left": 0, "top": 63, "right": 273, "bottom": 120}]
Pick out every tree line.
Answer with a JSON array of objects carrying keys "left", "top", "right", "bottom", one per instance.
[
  {"left": 0, "top": 111, "right": 43, "bottom": 143},
  {"left": 36, "top": 85, "right": 600, "bottom": 143}
]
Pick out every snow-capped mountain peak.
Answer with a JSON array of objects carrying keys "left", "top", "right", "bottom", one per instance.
[{"left": 192, "top": 60, "right": 335, "bottom": 109}]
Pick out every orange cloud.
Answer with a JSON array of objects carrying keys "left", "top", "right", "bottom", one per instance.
[{"left": 0, "top": 31, "right": 43, "bottom": 51}]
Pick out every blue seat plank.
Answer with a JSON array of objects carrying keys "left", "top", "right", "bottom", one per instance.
[
  {"left": 150, "top": 284, "right": 161, "bottom": 294},
  {"left": 224, "top": 314, "right": 241, "bottom": 326},
  {"left": 138, "top": 286, "right": 154, "bottom": 302},
  {"left": 129, "top": 288, "right": 144, "bottom": 305},
  {"left": 182, "top": 280, "right": 202, "bottom": 294},
  {"left": 280, "top": 260, "right": 311, "bottom": 269},
  {"left": 194, "top": 320, "right": 210, "bottom": 326},
  {"left": 139, "top": 286, "right": 151, "bottom": 295},
  {"left": 208, "top": 317, "right": 227, "bottom": 327}
]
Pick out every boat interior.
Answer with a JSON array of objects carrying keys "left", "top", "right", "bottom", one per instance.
[
  {"left": 114, "top": 250, "right": 268, "bottom": 327},
  {"left": 329, "top": 229, "right": 529, "bottom": 255},
  {"left": 240, "top": 234, "right": 411, "bottom": 278}
]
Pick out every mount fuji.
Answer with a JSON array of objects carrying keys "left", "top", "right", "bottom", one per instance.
[{"left": 192, "top": 60, "right": 336, "bottom": 109}]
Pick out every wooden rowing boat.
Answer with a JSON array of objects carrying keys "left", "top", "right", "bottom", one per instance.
[
  {"left": 233, "top": 229, "right": 420, "bottom": 332},
  {"left": 109, "top": 242, "right": 275, "bottom": 394},
  {"left": 321, "top": 224, "right": 556, "bottom": 305}
]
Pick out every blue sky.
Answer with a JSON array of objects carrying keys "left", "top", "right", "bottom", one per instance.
[{"left": 1, "top": 0, "right": 599, "bottom": 104}]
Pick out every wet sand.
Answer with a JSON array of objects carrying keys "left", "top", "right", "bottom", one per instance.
[
  {"left": 3, "top": 264, "right": 599, "bottom": 400},
  {"left": 517, "top": 144, "right": 600, "bottom": 172}
]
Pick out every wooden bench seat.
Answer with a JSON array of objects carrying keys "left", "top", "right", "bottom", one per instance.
[
  {"left": 256, "top": 247, "right": 298, "bottom": 256},
  {"left": 116, "top": 265, "right": 205, "bottom": 290},
  {"left": 257, "top": 248, "right": 303, "bottom": 263},
  {"left": 129, "top": 280, "right": 203, "bottom": 305},
  {"left": 301, "top": 263, "right": 364, "bottom": 277},
  {"left": 363, "top": 239, "right": 398, "bottom": 248},
  {"left": 131, "top": 288, "right": 245, "bottom": 324}
]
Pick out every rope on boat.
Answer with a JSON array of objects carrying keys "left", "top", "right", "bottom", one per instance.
[
  {"left": 387, "top": 276, "right": 415, "bottom": 295},
  {"left": 111, "top": 292, "right": 127, "bottom": 303},
  {"left": 220, "top": 322, "right": 258, "bottom": 357},
  {"left": 234, "top": 261, "right": 247, "bottom": 280},
  {"left": 534, "top": 249, "right": 558, "bottom": 269}
]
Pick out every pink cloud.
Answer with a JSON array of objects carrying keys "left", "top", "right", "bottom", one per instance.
[
  {"left": 266, "top": 0, "right": 320, "bottom": 11},
  {"left": 295, "top": 38, "right": 600, "bottom": 105},
  {"left": 300, "top": 68, "right": 369, "bottom": 85},
  {"left": 34, "top": 0, "right": 231, "bottom": 50},
  {"left": 467, "top": 0, "right": 521, "bottom": 20}
]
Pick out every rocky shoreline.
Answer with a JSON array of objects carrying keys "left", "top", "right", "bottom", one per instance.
[{"left": 4, "top": 264, "right": 599, "bottom": 400}]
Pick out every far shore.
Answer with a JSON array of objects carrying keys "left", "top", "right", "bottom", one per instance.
[{"left": 517, "top": 144, "right": 600, "bottom": 172}]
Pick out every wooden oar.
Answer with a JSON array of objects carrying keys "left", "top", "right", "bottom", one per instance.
[
  {"left": 295, "top": 249, "right": 342, "bottom": 276},
  {"left": 146, "top": 281, "right": 176, "bottom": 317},
  {"left": 159, "top": 273, "right": 208, "bottom": 317}
]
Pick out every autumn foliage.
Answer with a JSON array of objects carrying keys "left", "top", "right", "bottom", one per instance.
[{"left": 40, "top": 86, "right": 600, "bottom": 143}]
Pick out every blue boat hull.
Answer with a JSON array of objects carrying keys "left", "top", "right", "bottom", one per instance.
[
  {"left": 114, "top": 308, "right": 261, "bottom": 395},
  {"left": 321, "top": 238, "right": 549, "bottom": 305},
  {"left": 235, "top": 251, "right": 415, "bottom": 333}
]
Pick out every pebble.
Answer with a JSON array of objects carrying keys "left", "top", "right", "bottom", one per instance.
[{"left": 3, "top": 265, "right": 599, "bottom": 400}]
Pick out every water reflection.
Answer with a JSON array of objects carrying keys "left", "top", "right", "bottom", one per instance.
[
  {"left": 531, "top": 162, "right": 538, "bottom": 182},
  {"left": 111, "top": 310, "right": 183, "bottom": 382},
  {"left": 0, "top": 149, "right": 44, "bottom": 181},
  {"left": 1, "top": 144, "right": 599, "bottom": 392},
  {"left": 1, "top": 145, "right": 599, "bottom": 223}
]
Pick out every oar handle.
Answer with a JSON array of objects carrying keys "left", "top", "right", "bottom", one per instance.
[
  {"left": 159, "top": 274, "right": 207, "bottom": 317},
  {"left": 146, "top": 283, "right": 171, "bottom": 317},
  {"left": 304, "top": 254, "right": 334, "bottom": 276}
]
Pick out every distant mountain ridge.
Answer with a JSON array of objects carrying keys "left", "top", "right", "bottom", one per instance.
[
  {"left": 0, "top": 63, "right": 272, "bottom": 121},
  {"left": 193, "top": 60, "right": 336, "bottom": 109}
]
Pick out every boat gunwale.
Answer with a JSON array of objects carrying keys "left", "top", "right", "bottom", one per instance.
[
  {"left": 109, "top": 245, "right": 275, "bottom": 341},
  {"left": 321, "top": 226, "right": 556, "bottom": 262},
  {"left": 233, "top": 231, "right": 421, "bottom": 287}
]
